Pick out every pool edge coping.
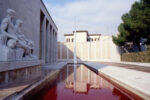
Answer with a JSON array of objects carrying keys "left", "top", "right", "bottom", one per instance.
[{"left": 83, "top": 62, "right": 150, "bottom": 100}]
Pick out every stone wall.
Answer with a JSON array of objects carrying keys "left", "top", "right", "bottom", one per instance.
[
  {"left": 57, "top": 36, "right": 120, "bottom": 61},
  {"left": 0, "top": 61, "right": 42, "bottom": 86},
  {"left": 0, "top": 0, "right": 57, "bottom": 64}
]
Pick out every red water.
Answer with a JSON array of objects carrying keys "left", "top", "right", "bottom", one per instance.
[
  {"left": 41, "top": 82, "right": 131, "bottom": 100},
  {"left": 31, "top": 64, "right": 134, "bottom": 100}
]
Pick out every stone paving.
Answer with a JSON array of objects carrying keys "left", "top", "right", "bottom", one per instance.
[
  {"left": 0, "top": 79, "right": 39, "bottom": 100},
  {"left": 97, "top": 62, "right": 150, "bottom": 73},
  {"left": 84, "top": 62, "right": 150, "bottom": 100},
  {"left": 114, "top": 61, "right": 150, "bottom": 67}
]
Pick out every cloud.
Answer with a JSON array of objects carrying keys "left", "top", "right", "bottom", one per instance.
[{"left": 44, "top": 0, "right": 139, "bottom": 41}]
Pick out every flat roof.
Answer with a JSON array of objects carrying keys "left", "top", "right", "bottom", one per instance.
[
  {"left": 64, "top": 30, "right": 101, "bottom": 36},
  {"left": 73, "top": 30, "right": 88, "bottom": 33},
  {"left": 64, "top": 34, "right": 74, "bottom": 36},
  {"left": 89, "top": 34, "right": 101, "bottom": 36}
]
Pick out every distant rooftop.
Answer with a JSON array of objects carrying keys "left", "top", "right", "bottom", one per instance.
[
  {"left": 89, "top": 34, "right": 101, "bottom": 36},
  {"left": 64, "top": 30, "right": 101, "bottom": 36},
  {"left": 73, "top": 30, "right": 89, "bottom": 33},
  {"left": 64, "top": 34, "right": 73, "bottom": 36}
]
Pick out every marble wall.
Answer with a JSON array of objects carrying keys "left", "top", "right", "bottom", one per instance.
[
  {"left": 0, "top": 0, "right": 58, "bottom": 64},
  {"left": 57, "top": 36, "right": 121, "bottom": 61},
  {"left": 0, "top": 61, "right": 42, "bottom": 86}
]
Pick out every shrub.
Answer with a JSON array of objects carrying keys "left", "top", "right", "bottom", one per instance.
[{"left": 121, "top": 50, "right": 150, "bottom": 62}]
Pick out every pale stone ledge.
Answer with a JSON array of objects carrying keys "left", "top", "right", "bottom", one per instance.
[{"left": 0, "top": 60, "right": 44, "bottom": 72}]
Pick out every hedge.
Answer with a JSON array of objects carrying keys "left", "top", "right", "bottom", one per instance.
[{"left": 121, "top": 50, "right": 150, "bottom": 63}]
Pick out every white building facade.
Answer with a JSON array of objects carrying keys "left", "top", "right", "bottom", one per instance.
[{"left": 57, "top": 30, "right": 120, "bottom": 62}]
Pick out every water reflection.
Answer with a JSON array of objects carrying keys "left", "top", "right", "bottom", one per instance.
[
  {"left": 60, "top": 64, "right": 112, "bottom": 93},
  {"left": 58, "top": 64, "right": 133, "bottom": 99},
  {"left": 32, "top": 64, "right": 134, "bottom": 100}
]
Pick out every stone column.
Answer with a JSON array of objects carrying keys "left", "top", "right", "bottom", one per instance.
[
  {"left": 46, "top": 22, "right": 50, "bottom": 64},
  {"left": 106, "top": 40, "right": 108, "bottom": 60},
  {"left": 81, "top": 43, "right": 83, "bottom": 60},
  {"left": 5, "top": 72, "right": 9, "bottom": 83},
  {"left": 67, "top": 43, "right": 69, "bottom": 60},
  {"left": 60, "top": 42, "right": 62, "bottom": 59},
  {"left": 89, "top": 42, "right": 91, "bottom": 61},
  {"left": 54, "top": 31, "right": 56, "bottom": 63},
  {"left": 50, "top": 26, "right": 53, "bottom": 64},
  {"left": 52, "top": 30, "right": 54, "bottom": 63},
  {"left": 43, "top": 17, "right": 46, "bottom": 63},
  {"left": 100, "top": 40, "right": 102, "bottom": 60},
  {"left": 25, "top": 68, "right": 28, "bottom": 79},
  {"left": 67, "top": 65, "right": 69, "bottom": 82},
  {"left": 95, "top": 42, "right": 96, "bottom": 61},
  {"left": 81, "top": 65, "right": 83, "bottom": 82},
  {"left": 48, "top": 25, "right": 51, "bottom": 64},
  {"left": 54, "top": 32, "right": 56, "bottom": 63},
  {"left": 88, "top": 42, "right": 90, "bottom": 61},
  {"left": 56, "top": 32, "right": 58, "bottom": 62},
  {"left": 94, "top": 74, "right": 97, "bottom": 84},
  {"left": 40, "top": 16, "right": 46, "bottom": 63},
  {"left": 104, "top": 40, "right": 107, "bottom": 60},
  {"left": 48, "top": 24, "right": 51, "bottom": 64},
  {"left": 55, "top": 32, "right": 57, "bottom": 62},
  {"left": 49, "top": 26, "right": 51, "bottom": 63},
  {"left": 54, "top": 31, "right": 57, "bottom": 63},
  {"left": 51, "top": 29, "right": 53, "bottom": 63},
  {"left": 53, "top": 31, "right": 55, "bottom": 63},
  {"left": 88, "top": 69, "right": 90, "bottom": 84}
]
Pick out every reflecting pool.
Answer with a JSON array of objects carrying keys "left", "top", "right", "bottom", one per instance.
[{"left": 31, "top": 64, "right": 135, "bottom": 100}]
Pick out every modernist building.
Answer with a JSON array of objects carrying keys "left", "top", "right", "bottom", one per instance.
[
  {"left": 57, "top": 30, "right": 120, "bottom": 61},
  {"left": 0, "top": 0, "right": 58, "bottom": 64},
  {"left": 65, "top": 30, "right": 101, "bottom": 43}
]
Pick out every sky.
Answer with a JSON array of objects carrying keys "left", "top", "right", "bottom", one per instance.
[{"left": 43, "top": 0, "right": 139, "bottom": 41}]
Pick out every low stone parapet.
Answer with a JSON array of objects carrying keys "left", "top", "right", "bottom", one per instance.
[{"left": 0, "top": 60, "right": 43, "bottom": 86}]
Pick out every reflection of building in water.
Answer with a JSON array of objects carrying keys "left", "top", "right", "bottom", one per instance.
[
  {"left": 59, "top": 64, "right": 114, "bottom": 93},
  {"left": 57, "top": 30, "right": 120, "bottom": 62},
  {"left": 59, "top": 64, "right": 134, "bottom": 100}
]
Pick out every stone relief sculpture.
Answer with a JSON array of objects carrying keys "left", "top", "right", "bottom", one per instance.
[{"left": 0, "top": 9, "right": 37, "bottom": 61}]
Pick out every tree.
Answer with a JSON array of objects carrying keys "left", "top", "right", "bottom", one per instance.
[{"left": 113, "top": 0, "right": 150, "bottom": 51}]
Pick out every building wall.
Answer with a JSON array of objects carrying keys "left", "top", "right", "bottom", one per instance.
[
  {"left": 65, "top": 35, "right": 74, "bottom": 42},
  {"left": 65, "top": 32, "right": 101, "bottom": 43},
  {"left": 76, "top": 32, "right": 87, "bottom": 42},
  {"left": 57, "top": 36, "right": 120, "bottom": 61},
  {"left": 89, "top": 35, "right": 100, "bottom": 41},
  {"left": 0, "top": 0, "right": 58, "bottom": 64}
]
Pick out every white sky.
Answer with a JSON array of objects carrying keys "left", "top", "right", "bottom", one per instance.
[{"left": 43, "top": 0, "right": 139, "bottom": 41}]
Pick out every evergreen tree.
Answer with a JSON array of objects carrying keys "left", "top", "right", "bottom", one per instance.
[{"left": 113, "top": 0, "right": 150, "bottom": 51}]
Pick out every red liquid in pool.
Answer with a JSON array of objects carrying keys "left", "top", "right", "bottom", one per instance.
[{"left": 31, "top": 64, "right": 134, "bottom": 100}]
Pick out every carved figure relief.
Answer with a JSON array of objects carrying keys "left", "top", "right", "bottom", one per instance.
[{"left": 0, "top": 9, "right": 37, "bottom": 61}]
